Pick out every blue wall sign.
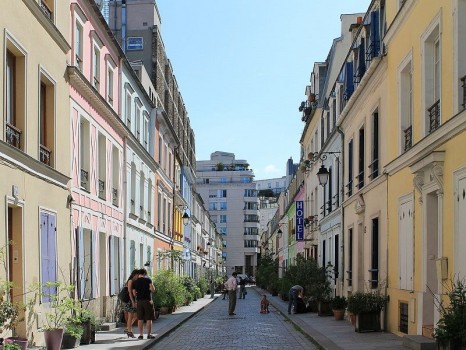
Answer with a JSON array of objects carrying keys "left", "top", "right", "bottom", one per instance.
[{"left": 296, "top": 201, "right": 304, "bottom": 241}]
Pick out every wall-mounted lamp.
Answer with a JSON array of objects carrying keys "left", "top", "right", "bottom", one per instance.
[
  {"left": 300, "top": 151, "right": 341, "bottom": 187},
  {"left": 176, "top": 204, "right": 190, "bottom": 226}
]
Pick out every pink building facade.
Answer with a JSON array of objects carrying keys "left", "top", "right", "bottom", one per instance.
[{"left": 68, "top": 0, "right": 125, "bottom": 318}]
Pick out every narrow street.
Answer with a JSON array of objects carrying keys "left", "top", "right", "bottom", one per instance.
[{"left": 150, "top": 287, "right": 317, "bottom": 350}]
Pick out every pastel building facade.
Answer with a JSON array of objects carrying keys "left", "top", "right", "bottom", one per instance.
[
  {"left": 68, "top": 0, "right": 124, "bottom": 318},
  {"left": 384, "top": 0, "right": 466, "bottom": 337},
  {"left": 0, "top": 0, "right": 72, "bottom": 342}
]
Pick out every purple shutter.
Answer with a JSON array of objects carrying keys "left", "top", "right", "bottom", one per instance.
[
  {"left": 77, "top": 228, "right": 84, "bottom": 299},
  {"left": 48, "top": 214, "right": 57, "bottom": 295},
  {"left": 109, "top": 235, "right": 115, "bottom": 295},
  {"left": 40, "top": 212, "right": 49, "bottom": 302},
  {"left": 40, "top": 212, "right": 57, "bottom": 302}
]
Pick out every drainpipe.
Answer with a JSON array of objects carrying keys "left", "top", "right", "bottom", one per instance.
[
  {"left": 121, "top": 0, "right": 126, "bottom": 53},
  {"left": 336, "top": 126, "right": 345, "bottom": 296}
]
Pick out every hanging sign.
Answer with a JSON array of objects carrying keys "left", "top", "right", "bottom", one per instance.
[{"left": 296, "top": 201, "right": 304, "bottom": 241}]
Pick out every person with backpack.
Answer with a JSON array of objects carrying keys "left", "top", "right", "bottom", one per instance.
[
  {"left": 121, "top": 269, "right": 139, "bottom": 338},
  {"left": 132, "top": 268, "right": 156, "bottom": 339}
]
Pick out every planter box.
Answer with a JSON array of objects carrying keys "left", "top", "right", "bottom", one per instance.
[
  {"left": 6, "top": 337, "right": 28, "bottom": 350},
  {"left": 355, "top": 311, "right": 381, "bottom": 332},
  {"left": 318, "top": 301, "right": 333, "bottom": 316},
  {"left": 61, "top": 333, "right": 80, "bottom": 349},
  {"left": 437, "top": 342, "right": 466, "bottom": 350},
  {"left": 79, "top": 320, "right": 92, "bottom": 345}
]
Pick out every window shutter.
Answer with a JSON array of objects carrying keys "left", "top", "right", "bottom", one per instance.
[
  {"left": 77, "top": 228, "right": 85, "bottom": 299},
  {"left": 48, "top": 214, "right": 57, "bottom": 288},
  {"left": 40, "top": 212, "right": 50, "bottom": 302},
  {"left": 91, "top": 231, "right": 97, "bottom": 298},
  {"left": 345, "top": 62, "right": 354, "bottom": 99},
  {"left": 370, "top": 11, "right": 380, "bottom": 57},
  {"left": 358, "top": 38, "right": 366, "bottom": 75},
  {"left": 109, "top": 235, "right": 115, "bottom": 295}
]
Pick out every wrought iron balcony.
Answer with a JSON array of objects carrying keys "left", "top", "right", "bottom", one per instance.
[
  {"left": 80, "top": 169, "right": 89, "bottom": 190},
  {"left": 112, "top": 188, "right": 118, "bottom": 206},
  {"left": 403, "top": 125, "right": 412, "bottom": 152},
  {"left": 39, "top": 0, "right": 52, "bottom": 20},
  {"left": 356, "top": 170, "right": 364, "bottom": 189},
  {"left": 461, "top": 75, "right": 466, "bottom": 110},
  {"left": 6, "top": 122, "right": 21, "bottom": 149},
  {"left": 346, "top": 180, "right": 353, "bottom": 197},
  {"left": 428, "top": 99, "right": 440, "bottom": 133},
  {"left": 98, "top": 179, "right": 105, "bottom": 199},
  {"left": 368, "top": 158, "right": 379, "bottom": 180},
  {"left": 40, "top": 144, "right": 52, "bottom": 166}
]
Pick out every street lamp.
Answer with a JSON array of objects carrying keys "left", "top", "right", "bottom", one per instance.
[{"left": 300, "top": 151, "right": 340, "bottom": 186}]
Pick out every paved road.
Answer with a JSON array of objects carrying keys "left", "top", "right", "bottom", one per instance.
[{"left": 150, "top": 287, "right": 317, "bottom": 350}]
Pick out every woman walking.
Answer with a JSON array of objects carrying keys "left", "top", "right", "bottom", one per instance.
[{"left": 123, "top": 269, "right": 140, "bottom": 338}]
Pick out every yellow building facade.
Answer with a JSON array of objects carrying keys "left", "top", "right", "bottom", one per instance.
[
  {"left": 384, "top": 0, "right": 466, "bottom": 336},
  {"left": 0, "top": 0, "right": 71, "bottom": 343}
]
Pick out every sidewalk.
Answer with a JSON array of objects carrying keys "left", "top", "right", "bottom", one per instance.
[
  {"left": 80, "top": 294, "right": 218, "bottom": 350},
  {"left": 254, "top": 286, "right": 408, "bottom": 350}
]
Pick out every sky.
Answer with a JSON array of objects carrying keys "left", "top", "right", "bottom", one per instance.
[{"left": 156, "top": 1, "right": 370, "bottom": 180}]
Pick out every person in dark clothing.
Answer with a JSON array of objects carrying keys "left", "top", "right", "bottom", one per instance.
[
  {"left": 288, "top": 285, "right": 304, "bottom": 314},
  {"left": 132, "top": 268, "right": 156, "bottom": 340},
  {"left": 238, "top": 277, "right": 246, "bottom": 299}
]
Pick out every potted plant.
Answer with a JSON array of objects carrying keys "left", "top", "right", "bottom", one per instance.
[
  {"left": 347, "top": 291, "right": 387, "bottom": 332},
  {"left": 61, "top": 318, "right": 84, "bottom": 349},
  {"left": 35, "top": 281, "right": 78, "bottom": 350},
  {"left": 433, "top": 279, "right": 466, "bottom": 349},
  {"left": 330, "top": 296, "right": 347, "bottom": 321},
  {"left": 0, "top": 338, "right": 22, "bottom": 350}
]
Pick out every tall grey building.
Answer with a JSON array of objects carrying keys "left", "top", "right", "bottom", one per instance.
[{"left": 196, "top": 152, "right": 259, "bottom": 276}]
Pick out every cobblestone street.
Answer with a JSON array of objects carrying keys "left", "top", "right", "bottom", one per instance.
[{"left": 150, "top": 287, "right": 317, "bottom": 350}]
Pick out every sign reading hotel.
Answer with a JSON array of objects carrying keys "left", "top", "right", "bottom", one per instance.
[{"left": 296, "top": 201, "right": 304, "bottom": 241}]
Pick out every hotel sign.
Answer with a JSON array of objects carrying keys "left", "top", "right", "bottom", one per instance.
[{"left": 296, "top": 201, "right": 304, "bottom": 241}]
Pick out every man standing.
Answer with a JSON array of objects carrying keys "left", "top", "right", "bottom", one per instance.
[
  {"left": 226, "top": 272, "right": 238, "bottom": 315},
  {"left": 132, "top": 268, "right": 156, "bottom": 339},
  {"left": 288, "top": 285, "right": 304, "bottom": 314}
]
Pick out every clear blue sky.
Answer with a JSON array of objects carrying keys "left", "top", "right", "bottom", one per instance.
[{"left": 156, "top": 1, "right": 370, "bottom": 180}]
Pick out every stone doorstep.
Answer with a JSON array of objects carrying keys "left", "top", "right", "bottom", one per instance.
[
  {"left": 99, "top": 322, "right": 117, "bottom": 331},
  {"left": 403, "top": 335, "right": 436, "bottom": 350}
]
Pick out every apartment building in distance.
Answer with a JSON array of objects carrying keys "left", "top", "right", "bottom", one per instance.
[{"left": 196, "top": 152, "right": 259, "bottom": 276}]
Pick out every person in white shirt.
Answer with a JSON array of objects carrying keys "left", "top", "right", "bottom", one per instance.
[{"left": 226, "top": 272, "right": 238, "bottom": 315}]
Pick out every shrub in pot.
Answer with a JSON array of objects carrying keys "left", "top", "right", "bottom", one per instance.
[
  {"left": 330, "top": 296, "right": 347, "bottom": 321},
  {"left": 433, "top": 279, "right": 466, "bottom": 349},
  {"left": 61, "top": 320, "right": 84, "bottom": 349},
  {"left": 347, "top": 291, "right": 387, "bottom": 332}
]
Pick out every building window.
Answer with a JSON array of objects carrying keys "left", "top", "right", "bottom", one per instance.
[
  {"left": 140, "top": 173, "right": 145, "bottom": 218},
  {"left": 107, "top": 67, "right": 113, "bottom": 105},
  {"left": 125, "top": 88, "right": 132, "bottom": 127},
  {"left": 369, "top": 111, "right": 379, "bottom": 180},
  {"left": 5, "top": 48, "right": 25, "bottom": 150},
  {"left": 98, "top": 133, "right": 106, "bottom": 200},
  {"left": 75, "top": 21, "right": 83, "bottom": 70},
  {"left": 39, "top": 72, "right": 55, "bottom": 166},
  {"left": 135, "top": 100, "right": 142, "bottom": 140},
  {"left": 78, "top": 228, "right": 95, "bottom": 299},
  {"left": 357, "top": 126, "right": 365, "bottom": 189},
  {"left": 346, "top": 139, "right": 353, "bottom": 197},
  {"left": 92, "top": 46, "right": 100, "bottom": 91},
  {"left": 219, "top": 215, "right": 227, "bottom": 223},
  {"left": 143, "top": 113, "right": 149, "bottom": 149},
  {"left": 147, "top": 179, "right": 152, "bottom": 222},
  {"left": 39, "top": 0, "right": 54, "bottom": 20},
  {"left": 80, "top": 119, "right": 90, "bottom": 191},
  {"left": 112, "top": 146, "right": 119, "bottom": 207},
  {"left": 423, "top": 23, "right": 441, "bottom": 134},
  {"left": 370, "top": 217, "right": 379, "bottom": 289},
  {"left": 347, "top": 228, "right": 353, "bottom": 287},
  {"left": 109, "top": 235, "right": 120, "bottom": 295},
  {"left": 130, "top": 163, "right": 136, "bottom": 214},
  {"left": 400, "top": 60, "right": 413, "bottom": 152}
]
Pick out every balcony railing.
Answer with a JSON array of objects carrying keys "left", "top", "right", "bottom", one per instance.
[
  {"left": 403, "top": 125, "right": 412, "bottom": 151},
  {"left": 40, "top": 144, "right": 52, "bottom": 166},
  {"left": 98, "top": 179, "right": 105, "bottom": 199},
  {"left": 39, "top": 0, "right": 52, "bottom": 20},
  {"left": 93, "top": 76, "right": 100, "bottom": 90},
  {"left": 80, "top": 169, "right": 89, "bottom": 190},
  {"left": 368, "top": 158, "right": 379, "bottom": 180},
  {"left": 428, "top": 99, "right": 441, "bottom": 133},
  {"left": 461, "top": 75, "right": 466, "bottom": 110},
  {"left": 112, "top": 188, "right": 118, "bottom": 206},
  {"left": 6, "top": 122, "right": 21, "bottom": 149},
  {"left": 75, "top": 54, "right": 82, "bottom": 71},
  {"left": 346, "top": 270, "right": 353, "bottom": 287},
  {"left": 369, "top": 268, "right": 379, "bottom": 289},
  {"left": 346, "top": 180, "right": 353, "bottom": 197},
  {"left": 356, "top": 170, "right": 364, "bottom": 189}
]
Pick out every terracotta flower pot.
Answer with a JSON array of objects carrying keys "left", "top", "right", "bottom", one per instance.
[
  {"left": 43, "top": 328, "right": 64, "bottom": 350},
  {"left": 333, "top": 309, "right": 345, "bottom": 321}
]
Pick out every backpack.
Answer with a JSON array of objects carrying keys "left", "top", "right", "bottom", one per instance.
[{"left": 118, "top": 286, "right": 130, "bottom": 303}]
